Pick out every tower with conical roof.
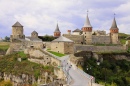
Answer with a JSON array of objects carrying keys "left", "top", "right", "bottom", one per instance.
[
  {"left": 82, "top": 12, "right": 92, "bottom": 44},
  {"left": 10, "top": 21, "right": 25, "bottom": 42},
  {"left": 54, "top": 23, "right": 61, "bottom": 37},
  {"left": 110, "top": 15, "right": 119, "bottom": 44},
  {"left": 31, "top": 30, "right": 38, "bottom": 38}
]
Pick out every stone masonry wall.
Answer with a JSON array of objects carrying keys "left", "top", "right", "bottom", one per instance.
[
  {"left": 64, "top": 42, "right": 74, "bottom": 54},
  {"left": 51, "top": 42, "right": 64, "bottom": 54},
  {"left": 43, "top": 42, "right": 51, "bottom": 49},
  {"left": 75, "top": 45, "right": 126, "bottom": 52},
  {"left": 63, "top": 34, "right": 83, "bottom": 44},
  {"left": 92, "top": 35, "right": 111, "bottom": 44}
]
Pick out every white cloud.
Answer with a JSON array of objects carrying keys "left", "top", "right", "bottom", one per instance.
[{"left": 0, "top": 0, "right": 130, "bottom": 38}]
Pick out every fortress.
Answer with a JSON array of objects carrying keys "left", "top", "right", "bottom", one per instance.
[
  {"left": 54, "top": 14, "right": 119, "bottom": 45},
  {"left": 8, "top": 13, "right": 127, "bottom": 54},
  {"left": 10, "top": 14, "right": 119, "bottom": 45}
]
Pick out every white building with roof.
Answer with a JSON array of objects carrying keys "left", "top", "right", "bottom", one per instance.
[
  {"left": 51, "top": 36, "right": 74, "bottom": 54},
  {"left": 72, "top": 29, "right": 82, "bottom": 35}
]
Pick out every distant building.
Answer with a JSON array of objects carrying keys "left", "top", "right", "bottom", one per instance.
[
  {"left": 0, "top": 37, "right": 3, "bottom": 42},
  {"left": 9, "top": 13, "right": 120, "bottom": 54}
]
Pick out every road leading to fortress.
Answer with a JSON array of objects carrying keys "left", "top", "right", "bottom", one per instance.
[{"left": 60, "top": 55, "right": 91, "bottom": 86}]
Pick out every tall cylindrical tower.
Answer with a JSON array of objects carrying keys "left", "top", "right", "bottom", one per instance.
[
  {"left": 82, "top": 14, "right": 92, "bottom": 44},
  {"left": 10, "top": 21, "right": 25, "bottom": 42},
  {"left": 54, "top": 23, "right": 61, "bottom": 37},
  {"left": 110, "top": 17, "right": 119, "bottom": 44},
  {"left": 31, "top": 31, "right": 38, "bottom": 38}
]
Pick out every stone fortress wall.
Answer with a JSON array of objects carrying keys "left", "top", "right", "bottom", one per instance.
[
  {"left": 74, "top": 45, "right": 127, "bottom": 52},
  {"left": 51, "top": 42, "right": 64, "bottom": 54},
  {"left": 43, "top": 42, "right": 51, "bottom": 49},
  {"left": 63, "top": 34, "right": 83, "bottom": 44},
  {"left": 92, "top": 35, "right": 111, "bottom": 44},
  {"left": 63, "top": 32, "right": 112, "bottom": 44},
  {"left": 24, "top": 47, "right": 64, "bottom": 79}
]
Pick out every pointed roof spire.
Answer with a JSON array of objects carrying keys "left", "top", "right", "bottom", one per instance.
[
  {"left": 83, "top": 11, "right": 92, "bottom": 27},
  {"left": 12, "top": 21, "right": 23, "bottom": 27},
  {"left": 111, "top": 14, "right": 118, "bottom": 29},
  {"left": 54, "top": 23, "right": 60, "bottom": 32}
]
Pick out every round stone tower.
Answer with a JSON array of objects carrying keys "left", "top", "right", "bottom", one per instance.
[
  {"left": 110, "top": 16, "right": 119, "bottom": 44},
  {"left": 31, "top": 31, "right": 38, "bottom": 38},
  {"left": 82, "top": 13, "right": 92, "bottom": 44},
  {"left": 10, "top": 21, "right": 25, "bottom": 42},
  {"left": 54, "top": 23, "right": 61, "bottom": 37}
]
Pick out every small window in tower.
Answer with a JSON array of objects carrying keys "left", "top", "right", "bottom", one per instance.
[
  {"left": 85, "top": 33, "right": 86, "bottom": 34},
  {"left": 56, "top": 47, "right": 57, "bottom": 48}
]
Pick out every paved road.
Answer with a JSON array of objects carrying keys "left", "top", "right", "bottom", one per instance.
[
  {"left": 59, "top": 55, "right": 91, "bottom": 86},
  {"left": 42, "top": 50, "right": 102, "bottom": 86}
]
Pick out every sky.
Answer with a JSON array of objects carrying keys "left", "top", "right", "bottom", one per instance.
[{"left": 0, "top": 0, "right": 130, "bottom": 38}]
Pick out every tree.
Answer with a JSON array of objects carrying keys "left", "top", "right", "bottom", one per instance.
[
  {"left": 4, "top": 36, "right": 10, "bottom": 42},
  {"left": 92, "top": 32, "right": 96, "bottom": 35},
  {"left": 39, "top": 35, "right": 55, "bottom": 41}
]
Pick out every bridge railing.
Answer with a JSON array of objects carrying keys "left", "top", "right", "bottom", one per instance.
[
  {"left": 41, "top": 49, "right": 72, "bottom": 85},
  {"left": 61, "top": 66, "right": 73, "bottom": 85},
  {"left": 77, "top": 67, "right": 95, "bottom": 83}
]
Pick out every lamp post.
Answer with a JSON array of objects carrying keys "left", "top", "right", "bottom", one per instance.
[
  {"left": 96, "top": 60, "right": 106, "bottom": 86},
  {"left": 97, "top": 60, "right": 100, "bottom": 66},
  {"left": 86, "top": 65, "right": 92, "bottom": 86}
]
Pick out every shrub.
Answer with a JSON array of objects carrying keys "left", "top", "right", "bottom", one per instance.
[{"left": 0, "top": 80, "right": 13, "bottom": 86}]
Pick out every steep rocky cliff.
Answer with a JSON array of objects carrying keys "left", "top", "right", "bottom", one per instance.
[
  {"left": 73, "top": 51, "right": 130, "bottom": 65},
  {"left": 0, "top": 52, "right": 55, "bottom": 86}
]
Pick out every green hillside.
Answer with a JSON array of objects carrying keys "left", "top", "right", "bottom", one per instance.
[
  {"left": 0, "top": 42, "right": 10, "bottom": 50},
  {"left": 0, "top": 52, "right": 54, "bottom": 80},
  {"left": 119, "top": 33, "right": 130, "bottom": 44}
]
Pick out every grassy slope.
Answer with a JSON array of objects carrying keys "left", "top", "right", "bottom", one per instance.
[
  {"left": 0, "top": 52, "right": 54, "bottom": 80},
  {"left": 47, "top": 49, "right": 65, "bottom": 57},
  {"left": 0, "top": 42, "right": 10, "bottom": 50}
]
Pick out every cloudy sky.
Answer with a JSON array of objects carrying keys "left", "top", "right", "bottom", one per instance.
[{"left": 0, "top": 0, "right": 130, "bottom": 38}]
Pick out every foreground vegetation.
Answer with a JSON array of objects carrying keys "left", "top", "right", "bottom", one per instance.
[
  {"left": 82, "top": 56, "right": 130, "bottom": 86},
  {"left": 0, "top": 80, "right": 13, "bottom": 86},
  {"left": 0, "top": 52, "right": 54, "bottom": 80}
]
